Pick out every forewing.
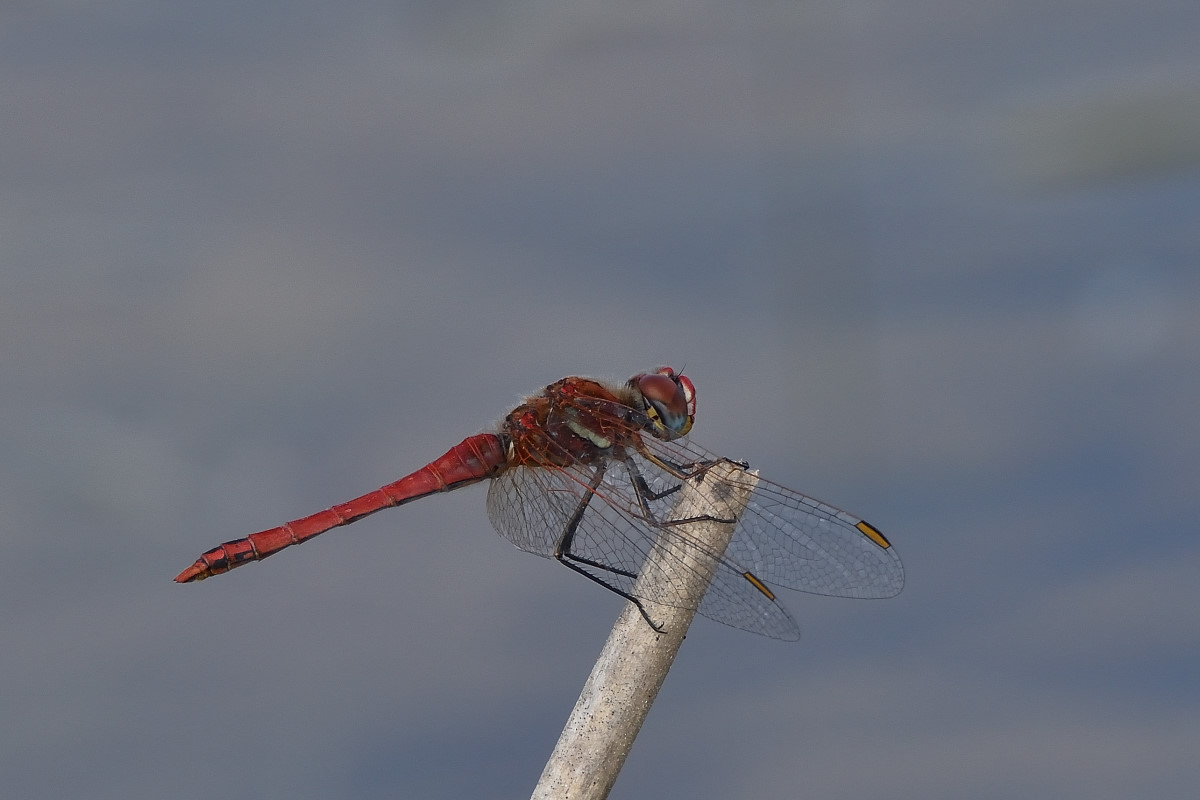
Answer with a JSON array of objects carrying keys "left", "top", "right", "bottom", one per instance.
[
  {"left": 642, "top": 436, "right": 906, "bottom": 600},
  {"left": 486, "top": 454, "right": 802, "bottom": 640}
]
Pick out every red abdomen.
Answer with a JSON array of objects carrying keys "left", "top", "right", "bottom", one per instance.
[{"left": 174, "top": 433, "right": 507, "bottom": 582}]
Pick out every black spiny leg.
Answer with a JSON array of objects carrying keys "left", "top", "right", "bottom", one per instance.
[
  {"left": 553, "top": 462, "right": 666, "bottom": 633},
  {"left": 639, "top": 449, "right": 750, "bottom": 483},
  {"left": 623, "top": 454, "right": 738, "bottom": 530}
]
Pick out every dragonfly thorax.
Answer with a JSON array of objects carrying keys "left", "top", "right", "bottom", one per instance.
[
  {"left": 499, "top": 379, "right": 629, "bottom": 468},
  {"left": 565, "top": 417, "right": 613, "bottom": 449}
]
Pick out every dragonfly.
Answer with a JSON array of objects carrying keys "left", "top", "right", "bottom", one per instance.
[{"left": 175, "top": 367, "right": 903, "bottom": 640}]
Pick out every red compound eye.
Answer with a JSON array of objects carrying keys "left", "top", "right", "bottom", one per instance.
[{"left": 635, "top": 368, "right": 695, "bottom": 438}]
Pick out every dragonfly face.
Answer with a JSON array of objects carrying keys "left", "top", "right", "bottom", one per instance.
[{"left": 630, "top": 367, "right": 695, "bottom": 441}]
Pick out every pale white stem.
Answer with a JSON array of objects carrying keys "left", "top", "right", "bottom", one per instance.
[{"left": 530, "top": 461, "right": 759, "bottom": 800}]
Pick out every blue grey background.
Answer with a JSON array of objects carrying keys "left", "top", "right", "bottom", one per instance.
[{"left": 3, "top": 2, "right": 1198, "bottom": 798}]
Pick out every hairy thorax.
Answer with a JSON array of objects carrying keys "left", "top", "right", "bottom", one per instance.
[{"left": 502, "top": 377, "right": 643, "bottom": 468}]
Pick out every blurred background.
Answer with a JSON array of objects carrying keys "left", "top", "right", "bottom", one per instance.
[{"left": 3, "top": 2, "right": 1198, "bottom": 798}]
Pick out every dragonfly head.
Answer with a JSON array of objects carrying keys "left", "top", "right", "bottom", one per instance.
[{"left": 630, "top": 366, "right": 695, "bottom": 440}]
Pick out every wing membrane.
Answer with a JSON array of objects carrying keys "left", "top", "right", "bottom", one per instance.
[
  {"left": 485, "top": 416, "right": 903, "bottom": 640},
  {"left": 643, "top": 436, "right": 905, "bottom": 599}
]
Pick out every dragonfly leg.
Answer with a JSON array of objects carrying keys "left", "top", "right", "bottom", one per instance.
[
  {"left": 556, "top": 555, "right": 667, "bottom": 633},
  {"left": 633, "top": 478, "right": 682, "bottom": 503},
  {"left": 552, "top": 462, "right": 667, "bottom": 633},
  {"left": 623, "top": 454, "right": 738, "bottom": 529},
  {"left": 637, "top": 448, "right": 750, "bottom": 483}
]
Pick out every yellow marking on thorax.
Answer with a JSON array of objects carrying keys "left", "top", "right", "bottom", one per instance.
[{"left": 566, "top": 418, "right": 612, "bottom": 449}]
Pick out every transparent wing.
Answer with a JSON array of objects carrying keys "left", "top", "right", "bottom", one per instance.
[
  {"left": 487, "top": 459, "right": 803, "bottom": 640},
  {"left": 485, "top": 405, "right": 903, "bottom": 641},
  {"left": 641, "top": 436, "right": 906, "bottom": 600}
]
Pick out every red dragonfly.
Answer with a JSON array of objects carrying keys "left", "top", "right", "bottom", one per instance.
[{"left": 176, "top": 367, "right": 903, "bottom": 639}]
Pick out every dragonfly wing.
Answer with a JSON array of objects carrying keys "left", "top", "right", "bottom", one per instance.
[
  {"left": 486, "top": 465, "right": 578, "bottom": 558},
  {"left": 732, "top": 478, "right": 905, "bottom": 598},
  {"left": 695, "top": 568, "right": 801, "bottom": 640},
  {"left": 486, "top": 457, "right": 802, "bottom": 640},
  {"left": 486, "top": 460, "right": 658, "bottom": 587},
  {"left": 642, "top": 437, "right": 905, "bottom": 599}
]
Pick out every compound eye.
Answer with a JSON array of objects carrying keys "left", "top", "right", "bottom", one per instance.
[
  {"left": 637, "top": 373, "right": 677, "bottom": 407},
  {"left": 636, "top": 371, "right": 694, "bottom": 438},
  {"left": 676, "top": 373, "right": 696, "bottom": 418},
  {"left": 652, "top": 367, "right": 697, "bottom": 419}
]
